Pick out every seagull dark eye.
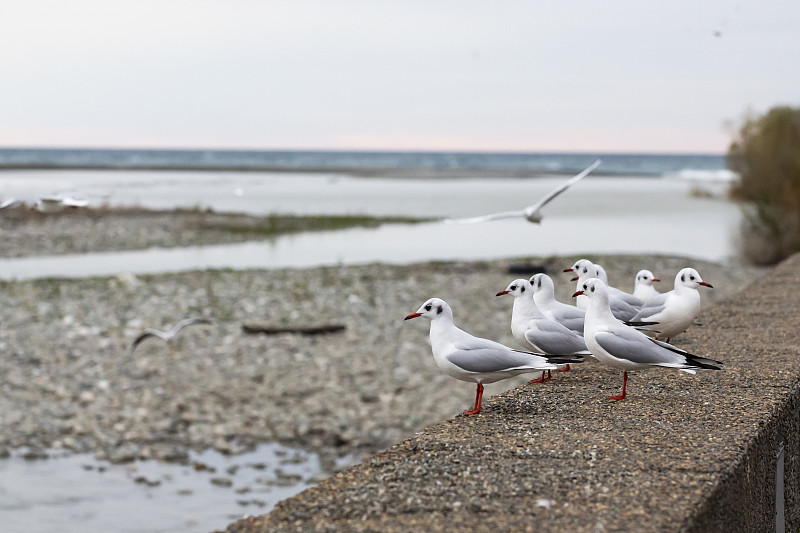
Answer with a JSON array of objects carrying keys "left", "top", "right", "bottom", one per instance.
[
  {"left": 583, "top": 284, "right": 587, "bottom": 290},
  {"left": 511, "top": 285, "right": 517, "bottom": 291},
  {"left": 582, "top": 267, "right": 588, "bottom": 273},
  {"left": 424, "top": 304, "right": 432, "bottom": 311},
  {"left": 690, "top": 276, "right": 695, "bottom": 281},
  {"left": 520, "top": 286, "right": 525, "bottom": 293}
]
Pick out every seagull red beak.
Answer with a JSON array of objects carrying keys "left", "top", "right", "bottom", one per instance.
[
  {"left": 699, "top": 281, "right": 713, "bottom": 288},
  {"left": 652, "top": 278, "right": 661, "bottom": 282},
  {"left": 496, "top": 290, "right": 509, "bottom": 296},
  {"left": 572, "top": 290, "right": 584, "bottom": 298},
  {"left": 570, "top": 276, "right": 579, "bottom": 281},
  {"left": 563, "top": 267, "right": 574, "bottom": 272},
  {"left": 404, "top": 312, "right": 422, "bottom": 320}
]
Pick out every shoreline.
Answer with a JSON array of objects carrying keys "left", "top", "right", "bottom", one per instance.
[{"left": 0, "top": 207, "right": 428, "bottom": 260}]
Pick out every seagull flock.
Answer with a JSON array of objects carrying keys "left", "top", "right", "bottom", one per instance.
[
  {"left": 405, "top": 259, "right": 721, "bottom": 412},
  {"left": 408, "top": 162, "right": 722, "bottom": 413}
]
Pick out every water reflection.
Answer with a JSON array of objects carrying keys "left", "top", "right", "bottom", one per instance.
[{"left": 0, "top": 444, "right": 352, "bottom": 533}]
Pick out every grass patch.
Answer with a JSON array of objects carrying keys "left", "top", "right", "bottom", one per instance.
[{"left": 203, "top": 213, "right": 431, "bottom": 237}]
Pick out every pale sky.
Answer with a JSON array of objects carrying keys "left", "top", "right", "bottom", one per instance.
[{"left": 0, "top": 1, "right": 798, "bottom": 153}]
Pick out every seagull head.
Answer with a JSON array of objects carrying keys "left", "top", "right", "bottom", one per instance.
[
  {"left": 405, "top": 297, "right": 452, "bottom": 321},
  {"left": 564, "top": 258, "right": 594, "bottom": 282},
  {"left": 496, "top": 279, "right": 532, "bottom": 298},
  {"left": 635, "top": 269, "right": 660, "bottom": 287},
  {"left": 675, "top": 268, "right": 713, "bottom": 289},
  {"left": 529, "top": 273, "right": 551, "bottom": 293},
  {"left": 572, "top": 277, "right": 607, "bottom": 299}
]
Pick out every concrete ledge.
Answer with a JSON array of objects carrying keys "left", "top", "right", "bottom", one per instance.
[{"left": 225, "top": 254, "right": 800, "bottom": 532}]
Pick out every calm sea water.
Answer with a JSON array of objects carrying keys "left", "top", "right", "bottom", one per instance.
[{"left": 0, "top": 148, "right": 729, "bottom": 178}]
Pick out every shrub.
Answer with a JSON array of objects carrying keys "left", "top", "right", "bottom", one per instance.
[{"left": 728, "top": 106, "right": 800, "bottom": 265}]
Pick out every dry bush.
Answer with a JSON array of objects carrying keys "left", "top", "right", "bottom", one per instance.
[{"left": 728, "top": 106, "right": 800, "bottom": 265}]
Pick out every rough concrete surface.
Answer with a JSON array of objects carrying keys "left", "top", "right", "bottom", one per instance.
[{"left": 224, "top": 254, "right": 800, "bottom": 532}]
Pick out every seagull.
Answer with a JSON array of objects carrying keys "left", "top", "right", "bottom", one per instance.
[
  {"left": 130, "top": 317, "right": 214, "bottom": 353},
  {"left": 564, "top": 259, "right": 643, "bottom": 321},
  {"left": 444, "top": 159, "right": 601, "bottom": 224},
  {"left": 497, "top": 279, "right": 590, "bottom": 382},
  {"left": 0, "top": 194, "right": 90, "bottom": 213},
  {"left": 404, "top": 298, "right": 583, "bottom": 414},
  {"left": 627, "top": 268, "right": 713, "bottom": 343},
  {"left": 575, "top": 278, "right": 721, "bottom": 401},
  {"left": 529, "top": 273, "right": 585, "bottom": 336},
  {"left": 633, "top": 269, "right": 661, "bottom": 302}
]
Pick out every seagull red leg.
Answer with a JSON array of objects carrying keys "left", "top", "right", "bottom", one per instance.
[
  {"left": 606, "top": 371, "right": 628, "bottom": 401},
  {"left": 528, "top": 370, "right": 552, "bottom": 384},
  {"left": 555, "top": 364, "right": 571, "bottom": 372},
  {"left": 463, "top": 382, "right": 484, "bottom": 414}
]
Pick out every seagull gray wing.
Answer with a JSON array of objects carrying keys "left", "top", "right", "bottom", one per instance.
[
  {"left": 594, "top": 327, "right": 688, "bottom": 367},
  {"left": 170, "top": 317, "right": 214, "bottom": 335},
  {"left": 608, "top": 286, "right": 644, "bottom": 307},
  {"left": 444, "top": 209, "right": 527, "bottom": 224},
  {"left": 523, "top": 321, "right": 589, "bottom": 355},
  {"left": 522, "top": 159, "right": 601, "bottom": 217},
  {"left": 130, "top": 329, "right": 169, "bottom": 352},
  {"left": 631, "top": 293, "right": 668, "bottom": 321},
  {"left": 446, "top": 348, "right": 553, "bottom": 373},
  {"left": 550, "top": 305, "right": 585, "bottom": 334},
  {"left": 609, "top": 296, "right": 643, "bottom": 322}
]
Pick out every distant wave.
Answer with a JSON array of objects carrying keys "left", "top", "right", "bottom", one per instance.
[
  {"left": 0, "top": 148, "right": 727, "bottom": 178},
  {"left": 668, "top": 169, "right": 738, "bottom": 182}
]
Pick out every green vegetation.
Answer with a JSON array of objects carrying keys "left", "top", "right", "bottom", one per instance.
[
  {"left": 204, "top": 213, "right": 431, "bottom": 237},
  {"left": 728, "top": 106, "right": 800, "bottom": 265}
]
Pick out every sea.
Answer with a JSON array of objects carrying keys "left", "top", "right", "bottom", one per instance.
[{"left": 0, "top": 148, "right": 740, "bottom": 280}]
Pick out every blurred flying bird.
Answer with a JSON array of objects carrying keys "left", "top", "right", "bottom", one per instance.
[
  {"left": 444, "top": 159, "right": 601, "bottom": 224},
  {"left": 130, "top": 317, "right": 214, "bottom": 353}
]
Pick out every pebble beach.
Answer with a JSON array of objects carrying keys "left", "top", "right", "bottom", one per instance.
[{"left": 0, "top": 208, "right": 764, "bottom": 475}]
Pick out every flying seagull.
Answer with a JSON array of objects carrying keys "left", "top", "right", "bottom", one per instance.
[
  {"left": 130, "top": 317, "right": 214, "bottom": 353},
  {"left": 444, "top": 159, "right": 601, "bottom": 224}
]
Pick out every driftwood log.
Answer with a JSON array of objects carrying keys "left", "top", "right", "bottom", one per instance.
[{"left": 241, "top": 323, "right": 346, "bottom": 335}]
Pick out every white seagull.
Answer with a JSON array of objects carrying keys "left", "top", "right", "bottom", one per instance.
[
  {"left": 628, "top": 267, "right": 713, "bottom": 343},
  {"left": 633, "top": 269, "right": 661, "bottom": 302},
  {"left": 1, "top": 194, "right": 90, "bottom": 213},
  {"left": 130, "top": 317, "right": 214, "bottom": 353},
  {"left": 575, "top": 278, "right": 721, "bottom": 401},
  {"left": 404, "top": 298, "right": 583, "bottom": 414},
  {"left": 444, "top": 159, "right": 601, "bottom": 224},
  {"left": 497, "top": 279, "right": 590, "bottom": 382},
  {"left": 529, "top": 273, "right": 585, "bottom": 336},
  {"left": 565, "top": 259, "right": 643, "bottom": 321}
]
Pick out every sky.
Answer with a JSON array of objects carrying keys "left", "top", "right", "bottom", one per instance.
[{"left": 0, "top": 1, "right": 798, "bottom": 154}]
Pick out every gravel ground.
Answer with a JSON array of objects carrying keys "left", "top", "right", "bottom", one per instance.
[{"left": 225, "top": 254, "right": 799, "bottom": 533}]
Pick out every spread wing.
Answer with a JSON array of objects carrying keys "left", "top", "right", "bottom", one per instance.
[
  {"left": 522, "top": 159, "right": 601, "bottom": 217},
  {"left": 171, "top": 317, "right": 214, "bottom": 335},
  {"left": 443, "top": 210, "right": 526, "bottom": 224},
  {"left": 130, "top": 329, "right": 168, "bottom": 352}
]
